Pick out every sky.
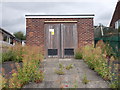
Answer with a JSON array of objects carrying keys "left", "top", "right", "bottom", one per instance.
[{"left": 0, "top": 0, "right": 118, "bottom": 34}]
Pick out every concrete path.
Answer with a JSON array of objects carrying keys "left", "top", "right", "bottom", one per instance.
[{"left": 23, "top": 59, "right": 109, "bottom": 88}]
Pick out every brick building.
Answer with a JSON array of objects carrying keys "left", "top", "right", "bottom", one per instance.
[
  {"left": 110, "top": 0, "right": 120, "bottom": 29},
  {"left": 25, "top": 15, "right": 94, "bottom": 58}
]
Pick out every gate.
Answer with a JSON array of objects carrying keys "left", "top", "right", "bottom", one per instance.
[{"left": 44, "top": 23, "right": 77, "bottom": 58}]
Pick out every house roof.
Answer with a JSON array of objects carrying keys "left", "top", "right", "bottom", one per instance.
[
  {"left": 0, "top": 27, "right": 15, "bottom": 38},
  {"left": 25, "top": 14, "right": 94, "bottom": 18},
  {"left": 0, "top": 28, "right": 21, "bottom": 42},
  {"left": 110, "top": 1, "right": 120, "bottom": 27}
]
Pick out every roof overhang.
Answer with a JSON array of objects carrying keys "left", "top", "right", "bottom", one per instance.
[{"left": 25, "top": 14, "right": 94, "bottom": 19}]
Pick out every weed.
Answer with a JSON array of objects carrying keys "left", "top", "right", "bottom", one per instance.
[
  {"left": 2, "top": 45, "right": 44, "bottom": 88},
  {"left": 81, "top": 45, "right": 112, "bottom": 80},
  {"left": 55, "top": 63, "right": 65, "bottom": 75},
  {"left": 55, "top": 68, "right": 65, "bottom": 75},
  {"left": 59, "top": 63, "right": 64, "bottom": 69},
  {"left": 73, "top": 80, "right": 78, "bottom": 88},
  {"left": 75, "top": 50, "right": 83, "bottom": 59},
  {"left": 66, "top": 64, "right": 73, "bottom": 70},
  {"left": 82, "top": 74, "right": 90, "bottom": 84}
]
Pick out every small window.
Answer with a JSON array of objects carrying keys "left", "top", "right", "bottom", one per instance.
[
  {"left": 10, "top": 38, "right": 13, "bottom": 44},
  {"left": 3, "top": 35, "right": 7, "bottom": 41},
  {"left": 48, "top": 49, "right": 58, "bottom": 55},
  {"left": 64, "top": 49, "right": 74, "bottom": 55},
  {"left": 115, "top": 19, "right": 120, "bottom": 29}
]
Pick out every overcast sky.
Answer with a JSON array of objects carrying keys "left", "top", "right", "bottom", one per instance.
[{"left": 0, "top": 0, "right": 118, "bottom": 34}]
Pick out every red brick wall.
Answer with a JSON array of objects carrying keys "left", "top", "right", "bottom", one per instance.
[{"left": 26, "top": 18, "right": 94, "bottom": 54}]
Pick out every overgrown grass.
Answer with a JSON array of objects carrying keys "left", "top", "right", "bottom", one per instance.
[
  {"left": 75, "top": 49, "right": 83, "bottom": 59},
  {"left": 2, "top": 45, "right": 23, "bottom": 63},
  {"left": 75, "top": 41, "right": 118, "bottom": 88},
  {"left": 1, "top": 45, "right": 44, "bottom": 88},
  {"left": 82, "top": 45, "right": 111, "bottom": 80}
]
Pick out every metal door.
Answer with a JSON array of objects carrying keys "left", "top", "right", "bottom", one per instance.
[{"left": 45, "top": 23, "right": 77, "bottom": 58}]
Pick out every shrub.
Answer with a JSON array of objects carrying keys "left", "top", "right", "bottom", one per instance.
[
  {"left": 2, "top": 45, "right": 23, "bottom": 63},
  {"left": 109, "top": 80, "right": 119, "bottom": 89},
  {"left": 0, "top": 75, "right": 8, "bottom": 89},
  {"left": 75, "top": 49, "right": 83, "bottom": 59},
  {"left": 2, "top": 45, "right": 44, "bottom": 88},
  {"left": 8, "top": 60, "right": 44, "bottom": 88},
  {"left": 80, "top": 45, "right": 112, "bottom": 81},
  {"left": 2, "top": 50, "right": 22, "bottom": 62}
]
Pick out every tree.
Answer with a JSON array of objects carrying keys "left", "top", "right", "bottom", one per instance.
[{"left": 13, "top": 31, "right": 26, "bottom": 40}]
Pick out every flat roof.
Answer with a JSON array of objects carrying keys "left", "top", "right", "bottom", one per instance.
[{"left": 25, "top": 14, "right": 94, "bottom": 18}]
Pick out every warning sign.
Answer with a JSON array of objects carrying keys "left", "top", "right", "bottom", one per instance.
[{"left": 49, "top": 29, "right": 54, "bottom": 35}]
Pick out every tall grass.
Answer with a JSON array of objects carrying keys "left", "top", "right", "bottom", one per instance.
[
  {"left": 75, "top": 48, "right": 83, "bottom": 59},
  {"left": 1, "top": 45, "right": 44, "bottom": 88},
  {"left": 75, "top": 41, "right": 118, "bottom": 88}
]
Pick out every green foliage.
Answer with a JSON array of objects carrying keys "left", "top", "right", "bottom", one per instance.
[
  {"left": 2, "top": 45, "right": 44, "bottom": 88},
  {"left": 55, "top": 68, "right": 65, "bottom": 75},
  {"left": 59, "top": 63, "right": 64, "bottom": 69},
  {"left": 109, "top": 72, "right": 119, "bottom": 89},
  {"left": 109, "top": 80, "right": 119, "bottom": 89},
  {"left": 13, "top": 31, "right": 26, "bottom": 40},
  {"left": 55, "top": 63, "right": 65, "bottom": 75},
  {"left": 18, "top": 60, "right": 43, "bottom": 85},
  {"left": 75, "top": 50, "right": 83, "bottom": 59},
  {"left": 81, "top": 45, "right": 112, "bottom": 80},
  {"left": 2, "top": 50, "right": 22, "bottom": 62},
  {"left": 8, "top": 59, "right": 44, "bottom": 88},
  {"left": 82, "top": 74, "right": 90, "bottom": 84},
  {"left": 102, "top": 42, "right": 114, "bottom": 56},
  {"left": 55, "top": 63, "right": 74, "bottom": 75},
  {"left": 66, "top": 64, "right": 73, "bottom": 70}
]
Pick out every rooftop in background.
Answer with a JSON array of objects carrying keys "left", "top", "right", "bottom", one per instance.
[
  {"left": 0, "top": 28, "right": 15, "bottom": 38},
  {"left": 110, "top": 0, "right": 120, "bottom": 28},
  {"left": 0, "top": 28, "right": 21, "bottom": 42}
]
